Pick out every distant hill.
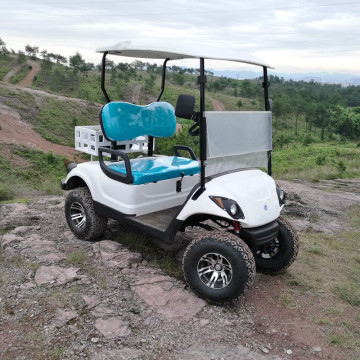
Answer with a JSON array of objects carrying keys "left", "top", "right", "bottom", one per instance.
[{"left": 212, "top": 69, "right": 360, "bottom": 85}]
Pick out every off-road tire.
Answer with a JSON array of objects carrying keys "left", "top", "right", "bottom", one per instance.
[
  {"left": 65, "top": 187, "right": 108, "bottom": 241},
  {"left": 182, "top": 231, "right": 256, "bottom": 303},
  {"left": 253, "top": 217, "right": 299, "bottom": 273}
]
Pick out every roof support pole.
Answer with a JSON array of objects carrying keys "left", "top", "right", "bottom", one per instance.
[
  {"left": 101, "top": 51, "right": 110, "bottom": 103},
  {"left": 157, "top": 58, "right": 170, "bottom": 101},
  {"left": 262, "top": 66, "right": 272, "bottom": 176},
  {"left": 262, "top": 66, "right": 270, "bottom": 111},
  {"left": 199, "top": 57, "right": 207, "bottom": 194}
]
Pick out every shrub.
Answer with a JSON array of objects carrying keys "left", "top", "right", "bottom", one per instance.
[{"left": 0, "top": 183, "right": 14, "bottom": 201}]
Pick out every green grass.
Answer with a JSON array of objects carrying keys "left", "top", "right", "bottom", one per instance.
[
  {"left": 347, "top": 205, "right": 360, "bottom": 228},
  {"left": 64, "top": 251, "right": 88, "bottom": 266},
  {"left": 34, "top": 97, "right": 99, "bottom": 146},
  {"left": 114, "top": 230, "right": 183, "bottom": 280},
  {"left": 0, "top": 182, "right": 14, "bottom": 201},
  {"left": 0, "top": 146, "right": 67, "bottom": 197},
  {"left": 9, "top": 64, "right": 31, "bottom": 84},
  {"left": 272, "top": 142, "right": 360, "bottom": 180},
  {"left": 0, "top": 55, "right": 17, "bottom": 79},
  {"left": 280, "top": 209, "right": 360, "bottom": 357}
]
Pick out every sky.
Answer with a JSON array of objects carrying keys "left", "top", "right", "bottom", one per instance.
[{"left": 1, "top": 0, "right": 360, "bottom": 75}]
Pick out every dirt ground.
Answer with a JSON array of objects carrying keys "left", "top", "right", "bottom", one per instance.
[
  {"left": 1, "top": 179, "right": 359, "bottom": 360},
  {"left": 0, "top": 111, "right": 79, "bottom": 159}
]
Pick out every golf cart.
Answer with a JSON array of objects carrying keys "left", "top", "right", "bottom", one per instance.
[{"left": 61, "top": 40, "right": 299, "bottom": 303}]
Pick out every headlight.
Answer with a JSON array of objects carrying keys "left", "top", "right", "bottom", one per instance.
[
  {"left": 276, "top": 185, "right": 286, "bottom": 206},
  {"left": 210, "top": 196, "right": 245, "bottom": 219}
]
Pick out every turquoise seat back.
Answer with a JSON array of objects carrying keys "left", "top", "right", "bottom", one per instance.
[{"left": 101, "top": 101, "right": 176, "bottom": 142}]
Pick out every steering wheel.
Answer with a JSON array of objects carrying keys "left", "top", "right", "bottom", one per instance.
[{"left": 188, "top": 122, "right": 200, "bottom": 136}]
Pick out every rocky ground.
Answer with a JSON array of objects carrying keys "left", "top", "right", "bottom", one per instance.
[{"left": 0, "top": 179, "right": 359, "bottom": 360}]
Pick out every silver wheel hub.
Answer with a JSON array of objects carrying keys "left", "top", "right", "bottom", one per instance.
[
  {"left": 70, "top": 202, "right": 86, "bottom": 228},
  {"left": 197, "top": 253, "right": 232, "bottom": 289}
]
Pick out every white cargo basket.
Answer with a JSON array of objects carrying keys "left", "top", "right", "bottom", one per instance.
[{"left": 75, "top": 125, "right": 149, "bottom": 159}]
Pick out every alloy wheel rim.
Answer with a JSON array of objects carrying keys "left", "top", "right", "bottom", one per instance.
[
  {"left": 197, "top": 252, "right": 233, "bottom": 289},
  {"left": 70, "top": 202, "right": 86, "bottom": 228},
  {"left": 257, "top": 239, "right": 280, "bottom": 259}
]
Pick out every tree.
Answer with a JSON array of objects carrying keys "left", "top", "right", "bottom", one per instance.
[
  {"left": 16, "top": 50, "right": 26, "bottom": 64},
  {"left": 69, "top": 52, "right": 93, "bottom": 73},
  {"left": 25, "top": 44, "right": 39, "bottom": 59},
  {"left": 172, "top": 72, "right": 185, "bottom": 87},
  {"left": 144, "top": 74, "right": 156, "bottom": 93},
  {"left": 69, "top": 52, "right": 85, "bottom": 73},
  {"left": 0, "top": 37, "right": 8, "bottom": 56},
  {"left": 131, "top": 60, "right": 145, "bottom": 71}
]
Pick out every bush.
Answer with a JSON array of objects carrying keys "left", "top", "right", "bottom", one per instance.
[{"left": 0, "top": 183, "right": 14, "bottom": 201}]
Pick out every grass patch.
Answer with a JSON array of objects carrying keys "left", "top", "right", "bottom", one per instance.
[
  {"left": 333, "top": 282, "right": 360, "bottom": 307},
  {"left": 0, "top": 182, "right": 14, "bottom": 201},
  {"left": 34, "top": 97, "right": 99, "bottom": 146},
  {"left": 272, "top": 142, "right": 360, "bottom": 181},
  {"left": 281, "top": 223, "right": 360, "bottom": 357},
  {"left": 114, "top": 230, "right": 182, "bottom": 280},
  {"left": 65, "top": 251, "right": 87, "bottom": 266},
  {"left": 9, "top": 64, "right": 31, "bottom": 84},
  {"left": 346, "top": 205, "right": 360, "bottom": 228},
  {"left": 0, "top": 146, "right": 67, "bottom": 196}
]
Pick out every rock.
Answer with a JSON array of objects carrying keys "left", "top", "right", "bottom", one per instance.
[
  {"left": 128, "top": 267, "right": 206, "bottom": 321},
  {"left": 53, "top": 308, "right": 78, "bottom": 327},
  {"left": 199, "top": 319, "right": 210, "bottom": 327},
  {"left": 92, "top": 240, "right": 141, "bottom": 268},
  {"left": 91, "top": 347, "right": 143, "bottom": 360},
  {"left": 90, "top": 305, "right": 117, "bottom": 318},
  {"left": 176, "top": 344, "right": 283, "bottom": 360},
  {"left": 313, "top": 347, "right": 322, "bottom": 352},
  {"left": 20, "top": 282, "right": 36, "bottom": 291},
  {"left": 34, "top": 265, "right": 79, "bottom": 286},
  {"left": 82, "top": 295, "right": 101, "bottom": 309},
  {"left": 94, "top": 317, "right": 131, "bottom": 339}
]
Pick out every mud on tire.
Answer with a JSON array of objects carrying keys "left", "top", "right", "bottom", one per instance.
[
  {"left": 182, "top": 231, "right": 256, "bottom": 303},
  {"left": 65, "top": 187, "right": 108, "bottom": 241}
]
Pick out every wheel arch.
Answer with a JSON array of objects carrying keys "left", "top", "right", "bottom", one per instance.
[{"left": 63, "top": 175, "right": 88, "bottom": 190}]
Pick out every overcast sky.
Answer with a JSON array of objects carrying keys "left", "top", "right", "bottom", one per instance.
[{"left": 1, "top": 0, "right": 360, "bottom": 75}]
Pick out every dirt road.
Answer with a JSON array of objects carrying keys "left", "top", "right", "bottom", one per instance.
[
  {"left": 208, "top": 96, "right": 225, "bottom": 111},
  {"left": 0, "top": 111, "right": 78, "bottom": 159}
]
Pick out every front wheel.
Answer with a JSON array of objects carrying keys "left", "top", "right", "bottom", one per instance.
[
  {"left": 65, "top": 187, "right": 108, "bottom": 241},
  {"left": 182, "top": 232, "right": 256, "bottom": 303},
  {"left": 253, "top": 217, "right": 299, "bottom": 273}
]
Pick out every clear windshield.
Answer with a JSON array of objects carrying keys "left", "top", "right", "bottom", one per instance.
[{"left": 205, "top": 111, "right": 272, "bottom": 176}]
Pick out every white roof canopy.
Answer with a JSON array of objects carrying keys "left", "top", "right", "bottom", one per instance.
[{"left": 96, "top": 40, "right": 271, "bottom": 68}]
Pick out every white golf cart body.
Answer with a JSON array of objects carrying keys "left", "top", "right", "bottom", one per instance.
[{"left": 62, "top": 40, "right": 281, "bottom": 243}]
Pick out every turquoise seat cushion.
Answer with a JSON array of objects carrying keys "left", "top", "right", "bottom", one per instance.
[
  {"left": 108, "top": 156, "right": 200, "bottom": 185},
  {"left": 101, "top": 101, "right": 176, "bottom": 142}
]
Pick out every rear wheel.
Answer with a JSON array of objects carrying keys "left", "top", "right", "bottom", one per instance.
[
  {"left": 65, "top": 187, "right": 107, "bottom": 240},
  {"left": 253, "top": 217, "right": 299, "bottom": 273},
  {"left": 182, "top": 231, "right": 255, "bottom": 303}
]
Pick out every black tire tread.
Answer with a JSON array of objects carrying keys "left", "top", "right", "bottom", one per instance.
[
  {"left": 255, "top": 216, "right": 299, "bottom": 274},
  {"left": 65, "top": 187, "right": 107, "bottom": 240},
  {"left": 182, "top": 229, "right": 256, "bottom": 303}
]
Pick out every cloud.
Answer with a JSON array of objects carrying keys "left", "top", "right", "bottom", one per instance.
[{"left": 2, "top": 0, "right": 360, "bottom": 74}]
